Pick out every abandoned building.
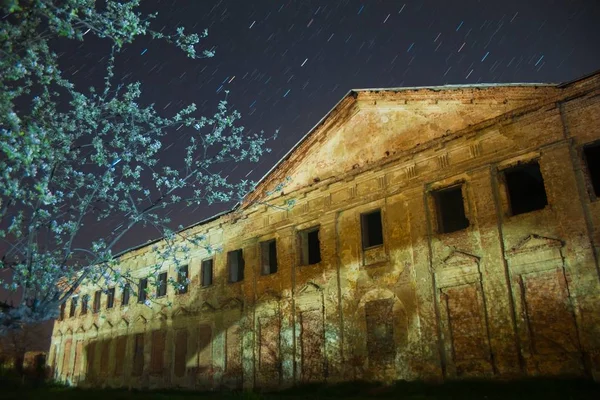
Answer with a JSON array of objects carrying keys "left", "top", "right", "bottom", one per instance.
[{"left": 50, "top": 71, "right": 600, "bottom": 389}]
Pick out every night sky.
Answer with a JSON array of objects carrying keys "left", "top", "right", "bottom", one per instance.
[{"left": 56, "top": 0, "right": 600, "bottom": 252}]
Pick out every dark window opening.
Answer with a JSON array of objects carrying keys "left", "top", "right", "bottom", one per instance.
[
  {"left": 106, "top": 288, "right": 115, "bottom": 309},
  {"left": 504, "top": 162, "right": 548, "bottom": 216},
  {"left": 583, "top": 143, "right": 600, "bottom": 198},
  {"left": 361, "top": 210, "right": 384, "bottom": 249},
  {"left": 138, "top": 278, "right": 148, "bottom": 303},
  {"left": 228, "top": 249, "right": 245, "bottom": 283},
  {"left": 177, "top": 265, "right": 189, "bottom": 294},
  {"left": 201, "top": 259, "right": 213, "bottom": 287},
  {"left": 81, "top": 295, "right": 88, "bottom": 315},
  {"left": 299, "top": 227, "right": 321, "bottom": 265},
  {"left": 122, "top": 284, "right": 130, "bottom": 306},
  {"left": 93, "top": 290, "right": 101, "bottom": 313},
  {"left": 59, "top": 302, "right": 65, "bottom": 321},
  {"left": 261, "top": 240, "right": 278, "bottom": 275},
  {"left": 434, "top": 185, "right": 470, "bottom": 233},
  {"left": 69, "top": 297, "right": 78, "bottom": 318},
  {"left": 157, "top": 272, "right": 168, "bottom": 297}
]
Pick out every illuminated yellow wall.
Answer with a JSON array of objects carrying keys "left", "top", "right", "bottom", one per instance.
[{"left": 50, "top": 73, "right": 600, "bottom": 389}]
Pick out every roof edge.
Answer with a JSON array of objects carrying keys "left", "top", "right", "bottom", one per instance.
[
  {"left": 246, "top": 89, "right": 359, "bottom": 201},
  {"left": 558, "top": 68, "right": 600, "bottom": 88},
  {"left": 352, "top": 82, "right": 557, "bottom": 93},
  {"left": 112, "top": 71, "right": 600, "bottom": 261}
]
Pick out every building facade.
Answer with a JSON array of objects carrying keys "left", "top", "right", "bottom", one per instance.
[{"left": 50, "top": 72, "right": 600, "bottom": 389}]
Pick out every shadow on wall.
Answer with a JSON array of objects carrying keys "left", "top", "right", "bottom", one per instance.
[
  {"left": 49, "top": 199, "right": 595, "bottom": 389},
  {"left": 51, "top": 276, "right": 419, "bottom": 390}
]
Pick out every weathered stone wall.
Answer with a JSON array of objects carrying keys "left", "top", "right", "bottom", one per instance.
[{"left": 49, "top": 73, "right": 600, "bottom": 389}]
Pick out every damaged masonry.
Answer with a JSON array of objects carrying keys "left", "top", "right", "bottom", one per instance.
[{"left": 51, "top": 71, "right": 600, "bottom": 389}]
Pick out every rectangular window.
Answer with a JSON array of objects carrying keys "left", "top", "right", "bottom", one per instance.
[
  {"left": 93, "top": 290, "right": 101, "bottom": 313},
  {"left": 81, "top": 295, "right": 88, "bottom": 315},
  {"left": 62, "top": 339, "right": 72, "bottom": 376},
  {"left": 177, "top": 265, "right": 189, "bottom": 295},
  {"left": 121, "top": 284, "right": 130, "bottom": 306},
  {"left": 59, "top": 302, "right": 65, "bottom": 321},
  {"left": 100, "top": 339, "right": 110, "bottom": 375},
  {"left": 503, "top": 161, "right": 548, "bottom": 216},
  {"left": 433, "top": 185, "right": 470, "bottom": 233},
  {"left": 361, "top": 210, "right": 384, "bottom": 249},
  {"left": 86, "top": 342, "right": 96, "bottom": 377},
  {"left": 228, "top": 249, "right": 244, "bottom": 283},
  {"left": 584, "top": 142, "right": 600, "bottom": 198},
  {"left": 132, "top": 333, "right": 144, "bottom": 377},
  {"left": 173, "top": 329, "right": 188, "bottom": 378},
  {"left": 138, "top": 278, "right": 148, "bottom": 303},
  {"left": 69, "top": 296, "right": 78, "bottom": 318},
  {"left": 74, "top": 340, "right": 83, "bottom": 378},
  {"left": 114, "top": 336, "right": 127, "bottom": 377},
  {"left": 201, "top": 259, "right": 213, "bottom": 287},
  {"left": 198, "top": 325, "right": 212, "bottom": 370},
  {"left": 299, "top": 227, "right": 321, "bottom": 265},
  {"left": 259, "top": 317, "right": 280, "bottom": 372},
  {"left": 157, "top": 272, "right": 168, "bottom": 297},
  {"left": 260, "top": 239, "right": 278, "bottom": 275},
  {"left": 150, "top": 330, "right": 166, "bottom": 375},
  {"left": 106, "top": 287, "right": 115, "bottom": 309}
]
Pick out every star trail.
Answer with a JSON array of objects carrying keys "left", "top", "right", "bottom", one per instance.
[{"left": 52, "top": 0, "right": 600, "bottom": 251}]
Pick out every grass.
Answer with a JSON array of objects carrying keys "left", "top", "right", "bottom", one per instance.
[{"left": 0, "top": 378, "right": 599, "bottom": 400}]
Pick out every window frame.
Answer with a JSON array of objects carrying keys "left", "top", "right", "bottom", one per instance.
[
  {"left": 176, "top": 265, "right": 189, "bottom": 295},
  {"left": 59, "top": 302, "right": 66, "bottom": 321},
  {"left": 93, "top": 290, "right": 102, "bottom": 314},
  {"left": 360, "top": 209, "right": 384, "bottom": 250},
  {"left": 69, "top": 296, "right": 78, "bottom": 318},
  {"left": 201, "top": 258, "right": 214, "bottom": 287},
  {"left": 582, "top": 141, "right": 600, "bottom": 201},
  {"left": 157, "top": 272, "right": 168, "bottom": 298},
  {"left": 121, "top": 284, "right": 131, "bottom": 307},
  {"left": 501, "top": 160, "right": 548, "bottom": 216},
  {"left": 106, "top": 287, "right": 115, "bottom": 309},
  {"left": 298, "top": 226, "right": 321, "bottom": 266},
  {"left": 138, "top": 278, "right": 148, "bottom": 304},
  {"left": 81, "top": 295, "right": 89, "bottom": 315},
  {"left": 228, "top": 249, "right": 245, "bottom": 283},
  {"left": 260, "top": 239, "right": 278, "bottom": 276},
  {"left": 432, "top": 184, "right": 470, "bottom": 234}
]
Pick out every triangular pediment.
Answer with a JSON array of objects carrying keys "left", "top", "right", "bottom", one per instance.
[
  {"left": 172, "top": 307, "right": 188, "bottom": 317},
  {"left": 442, "top": 250, "right": 480, "bottom": 269},
  {"left": 298, "top": 282, "right": 322, "bottom": 295},
  {"left": 509, "top": 234, "right": 563, "bottom": 255},
  {"left": 102, "top": 320, "right": 113, "bottom": 330},
  {"left": 76, "top": 326, "right": 85, "bottom": 333},
  {"left": 135, "top": 315, "right": 147, "bottom": 325},
  {"left": 258, "top": 289, "right": 281, "bottom": 303},
  {"left": 117, "top": 318, "right": 129, "bottom": 329},
  {"left": 200, "top": 302, "right": 216, "bottom": 313},
  {"left": 221, "top": 297, "right": 243, "bottom": 311},
  {"left": 89, "top": 323, "right": 99, "bottom": 332},
  {"left": 245, "top": 85, "right": 556, "bottom": 203},
  {"left": 154, "top": 312, "right": 167, "bottom": 321},
  {"left": 65, "top": 328, "right": 73, "bottom": 335}
]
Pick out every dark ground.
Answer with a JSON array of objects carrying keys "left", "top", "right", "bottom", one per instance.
[{"left": 1, "top": 378, "right": 599, "bottom": 400}]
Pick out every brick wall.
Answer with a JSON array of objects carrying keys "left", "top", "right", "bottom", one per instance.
[{"left": 50, "top": 73, "right": 600, "bottom": 389}]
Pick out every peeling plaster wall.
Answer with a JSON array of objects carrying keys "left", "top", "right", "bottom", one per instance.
[{"left": 49, "top": 74, "right": 600, "bottom": 390}]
